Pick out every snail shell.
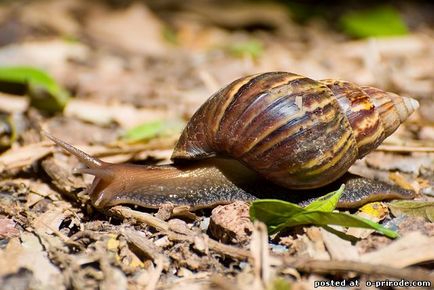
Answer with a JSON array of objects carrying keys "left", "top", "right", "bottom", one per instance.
[{"left": 173, "top": 72, "right": 418, "bottom": 189}]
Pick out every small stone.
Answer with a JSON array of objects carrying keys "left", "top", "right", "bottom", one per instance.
[
  {"left": 0, "top": 218, "right": 19, "bottom": 239},
  {"left": 198, "top": 217, "right": 210, "bottom": 232},
  {"left": 168, "top": 219, "right": 191, "bottom": 235},
  {"left": 208, "top": 201, "right": 253, "bottom": 245}
]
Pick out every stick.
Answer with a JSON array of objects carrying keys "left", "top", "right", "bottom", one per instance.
[
  {"left": 377, "top": 144, "right": 434, "bottom": 153},
  {"left": 109, "top": 206, "right": 252, "bottom": 261},
  {"left": 289, "top": 258, "right": 434, "bottom": 284}
]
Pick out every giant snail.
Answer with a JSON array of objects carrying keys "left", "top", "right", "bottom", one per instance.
[{"left": 45, "top": 72, "right": 419, "bottom": 210}]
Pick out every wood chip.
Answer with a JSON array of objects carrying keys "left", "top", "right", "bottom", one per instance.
[
  {"left": 0, "top": 142, "right": 53, "bottom": 175},
  {"left": 0, "top": 233, "right": 65, "bottom": 289},
  {"left": 360, "top": 231, "right": 434, "bottom": 267},
  {"left": 0, "top": 218, "right": 19, "bottom": 239},
  {"left": 320, "top": 228, "right": 360, "bottom": 261},
  {"left": 209, "top": 201, "right": 253, "bottom": 245},
  {"left": 0, "top": 93, "right": 29, "bottom": 113},
  {"left": 64, "top": 99, "right": 171, "bottom": 128},
  {"left": 85, "top": 3, "right": 168, "bottom": 56},
  {"left": 121, "top": 227, "right": 170, "bottom": 270},
  {"left": 32, "top": 206, "right": 71, "bottom": 235}
]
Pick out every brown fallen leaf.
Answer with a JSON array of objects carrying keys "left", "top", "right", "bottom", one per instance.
[
  {"left": 32, "top": 206, "right": 72, "bottom": 235},
  {"left": 250, "top": 221, "right": 271, "bottom": 289},
  {"left": 377, "top": 144, "right": 434, "bottom": 153},
  {"left": 0, "top": 93, "right": 29, "bottom": 113},
  {"left": 0, "top": 142, "right": 53, "bottom": 175},
  {"left": 389, "top": 172, "right": 416, "bottom": 191},
  {"left": 389, "top": 200, "right": 434, "bottom": 222},
  {"left": 100, "top": 267, "right": 128, "bottom": 290},
  {"left": 0, "top": 40, "right": 89, "bottom": 76},
  {"left": 26, "top": 180, "right": 61, "bottom": 207},
  {"left": 41, "top": 154, "right": 86, "bottom": 195},
  {"left": 346, "top": 202, "right": 388, "bottom": 239},
  {"left": 179, "top": 1, "right": 292, "bottom": 30},
  {"left": 365, "top": 151, "right": 433, "bottom": 175},
  {"left": 168, "top": 242, "right": 208, "bottom": 271},
  {"left": 360, "top": 231, "right": 434, "bottom": 267},
  {"left": 19, "top": 0, "right": 80, "bottom": 37},
  {"left": 64, "top": 99, "right": 173, "bottom": 128},
  {"left": 342, "top": 35, "right": 428, "bottom": 58},
  {"left": 304, "top": 227, "right": 330, "bottom": 261},
  {"left": 286, "top": 233, "right": 330, "bottom": 260},
  {"left": 0, "top": 232, "right": 64, "bottom": 289},
  {"left": 0, "top": 218, "right": 19, "bottom": 239},
  {"left": 417, "top": 177, "right": 434, "bottom": 196},
  {"left": 419, "top": 126, "right": 434, "bottom": 141},
  {"left": 85, "top": 3, "right": 168, "bottom": 56},
  {"left": 320, "top": 227, "right": 360, "bottom": 261},
  {"left": 209, "top": 201, "right": 253, "bottom": 245},
  {"left": 121, "top": 227, "right": 169, "bottom": 270},
  {"left": 419, "top": 100, "right": 434, "bottom": 123}
]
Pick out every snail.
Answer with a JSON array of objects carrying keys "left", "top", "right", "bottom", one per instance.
[{"left": 45, "top": 72, "right": 419, "bottom": 210}]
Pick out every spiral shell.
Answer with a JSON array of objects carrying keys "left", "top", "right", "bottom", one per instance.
[{"left": 172, "top": 72, "right": 418, "bottom": 189}]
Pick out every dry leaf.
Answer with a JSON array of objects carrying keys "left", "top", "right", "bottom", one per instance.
[
  {"left": 346, "top": 202, "right": 388, "bottom": 238},
  {"left": 0, "top": 142, "right": 53, "bottom": 174},
  {"left": 389, "top": 200, "right": 434, "bottom": 222},
  {"left": 0, "top": 218, "right": 19, "bottom": 239},
  {"left": 209, "top": 201, "right": 253, "bottom": 245},
  {"left": 32, "top": 206, "right": 71, "bottom": 235},
  {"left": 320, "top": 227, "right": 360, "bottom": 261},
  {"left": 85, "top": 3, "right": 168, "bottom": 56},
  {"left": 360, "top": 231, "right": 434, "bottom": 267},
  {"left": 64, "top": 99, "right": 172, "bottom": 128},
  {"left": 0, "top": 93, "right": 29, "bottom": 113},
  {"left": 0, "top": 233, "right": 64, "bottom": 289}
]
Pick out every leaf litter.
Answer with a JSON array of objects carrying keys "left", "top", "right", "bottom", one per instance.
[{"left": 0, "top": 0, "right": 433, "bottom": 289}]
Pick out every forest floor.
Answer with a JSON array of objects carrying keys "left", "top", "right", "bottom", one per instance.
[{"left": 0, "top": 1, "right": 433, "bottom": 289}]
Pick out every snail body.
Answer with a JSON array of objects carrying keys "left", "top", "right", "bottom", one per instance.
[{"left": 46, "top": 72, "right": 418, "bottom": 209}]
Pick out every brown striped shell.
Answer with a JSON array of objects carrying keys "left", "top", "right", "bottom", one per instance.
[{"left": 172, "top": 72, "right": 418, "bottom": 189}]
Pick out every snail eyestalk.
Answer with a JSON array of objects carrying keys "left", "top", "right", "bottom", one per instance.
[{"left": 43, "top": 131, "right": 103, "bottom": 168}]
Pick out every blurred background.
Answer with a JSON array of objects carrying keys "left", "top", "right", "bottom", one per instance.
[
  {"left": 0, "top": 0, "right": 432, "bottom": 149},
  {"left": 0, "top": 1, "right": 433, "bottom": 289}
]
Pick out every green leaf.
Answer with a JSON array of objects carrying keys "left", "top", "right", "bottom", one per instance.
[
  {"left": 304, "top": 184, "right": 344, "bottom": 212},
  {"left": 276, "top": 211, "right": 398, "bottom": 238},
  {"left": 249, "top": 199, "right": 305, "bottom": 228},
  {"left": 162, "top": 26, "right": 178, "bottom": 45},
  {"left": 250, "top": 185, "right": 398, "bottom": 239},
  {"left": 122, "top": 119, "right": 185, "bottom": 143},
  {"left": 227, "top": 40, "right": 264, "bottom": 59},
  {"left": 389, "top": 200, "right": 434, "bottom": 222},
  {"left": 268, "top": 277, "right": 292, "bottom": 290},
  {"left": 0, "top": 66, "right": 70, "bottom": 113},
  {"left": 0, "top": 114, "right": 16, "bottom": 150},
  {"left": 340, "top": 6, "right": 408, "bottom": 38}
]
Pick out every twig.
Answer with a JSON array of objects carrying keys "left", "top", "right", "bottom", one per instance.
[
  {"left": 108, "top": 206, "right": 252, "bottom": 261},
  {"left": 121, "top": 227, "right": 170, "bottom": 269},
  {"left": 146, "top": 256, "right": 164, "bottom": 290},
  {"left": 108, "top": 206, "right": 434, "bottom": 284},
  {"left": 108, "top": 206, "right": 169, "bottom": 231},
  {"left": 288, "top": 258, "right": 434, "bottom": 284},
  {"left": 377, "top": 144, "right": 434, "bottom": 153},
  {"left": 250, "top": 221, "right": 270, "bottom": 288},
  {"left": 165, "top": 231, "right": 251, "bottom": 261}
]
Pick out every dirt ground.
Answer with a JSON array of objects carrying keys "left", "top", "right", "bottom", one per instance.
[{"left": 0, "top": 1, "right": 433, "bottom": 289}]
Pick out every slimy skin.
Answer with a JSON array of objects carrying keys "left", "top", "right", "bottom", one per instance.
[
  {"left": 44, "top": 133, "right": 414, "bottom": 210},
  {"left": 43, "top": 72, "right": 419, "bottom": 210}
]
